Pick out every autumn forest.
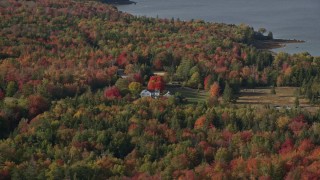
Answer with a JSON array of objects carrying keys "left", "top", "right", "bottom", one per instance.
[{"left": 0, "top": 0, "right": 320, "bottom": 179}]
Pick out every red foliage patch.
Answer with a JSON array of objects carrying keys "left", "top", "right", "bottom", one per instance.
[
  {"left": 104, "top": 86, "right": 121, "bottom": 100},
  {"left": 117, "top": 51, "right": 128, "bottom": 67},
  {"left": 279, "top": 139, "right": 294, "bottom": 154},
  {"left": 147, "top": 76, "right": 165, "bottom": 92},
  {"left": 28, "top": 95, "right": 50, "bottom": 118},
  {"left": 0, "top": 90, "right": 4, "bottom": 100}
]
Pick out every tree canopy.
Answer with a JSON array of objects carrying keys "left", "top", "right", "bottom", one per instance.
[{"left": 0, "top": 0, "right": 320, "bottom": 179}]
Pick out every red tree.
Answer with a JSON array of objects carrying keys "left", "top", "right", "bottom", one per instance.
[
  {"left": 28, "top": 95, "right": 50, "bottom": 118},
  {"left": 104, "top": 86, "right": 121, "bottom": 100},
  {"left": 117, "top": 51, "right": 128, "bottom": 67},
  {"left": 0, "top": 90, "right": 4, "bottom": 100},
  {"left": 147, "top": 77, "right": 156, "bottom": 90},
  {"left": 153, "top": 59, "right": 163, "bottom": 70},
  {"left": 147, "top": 76, "right": 165, "bottom": 91},
  {"left": 133, "top": 73, "right": 143, "bottom": 83},
  {"left": 279, "top": 139, "right": 294, "bottom": 154}
]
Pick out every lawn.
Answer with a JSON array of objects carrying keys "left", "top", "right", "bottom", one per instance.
[
  {"left": 165, "top": 85, "right": 319, "bottom": 113},
  {"left": 166, "top": 85, "right": 208, "bottom": 103}
]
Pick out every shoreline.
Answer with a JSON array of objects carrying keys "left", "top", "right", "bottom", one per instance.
[
  {"left": 253, "top": 39, "right": 305, "bottom": 50},
  {"left": 103, "top": 0, "right": 136, "bottom": 5}
]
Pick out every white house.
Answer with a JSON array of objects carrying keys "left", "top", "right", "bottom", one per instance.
[
  {"left": 153, "top": 71, "right": 167, "bottom": 77},
  {"left": 140, "top": 90, "right": 152, "bottom": 97},
  {"left": 154, "top": 90, "right": 160, "bottom": 97},
  {"left": 140, "top": 89, "right": 163, "bottom": 98}
]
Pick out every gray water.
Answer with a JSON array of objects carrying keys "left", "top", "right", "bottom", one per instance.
[{"left": 117, "top": 0, "right": 320, "bottom": 56}]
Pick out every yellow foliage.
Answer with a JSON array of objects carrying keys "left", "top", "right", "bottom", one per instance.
[
  {"left": 73, "top": 108, "right": 85, "bottom": 118},
  {"left": 97, "top": 104, "right": 108, "bottom": 111},
  {"left": 128, "top": 82, "right": 142, "bottom": 96},
  {"left": 276, "top": 116, "right": 291, "bottom": 129}
]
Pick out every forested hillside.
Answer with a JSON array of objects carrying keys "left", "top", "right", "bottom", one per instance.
[{"left": 0, "top": 0, "right": 320, "bottom": 179}]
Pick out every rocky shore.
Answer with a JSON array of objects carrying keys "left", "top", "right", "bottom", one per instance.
[{"left": 253, "top": 39, "right": 305, "bottom": 50}]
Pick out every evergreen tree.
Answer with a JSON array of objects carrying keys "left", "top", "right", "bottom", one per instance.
[
  {"left": 223, "top": 83, "right": 236, "bottom": 103},
  {"left": 271, "top": 86, "right": 276, "bottom": 94},
  {"left": 5, "top": 81, "right": 18, "bottom": 97},
  {"left": 176, "top": 58, "right": 193, "bottom": 81},
  {"left": 294, "top": 96, "right": 300, "bottom": 108},
  {"left": 188, "top": 72, "right": 201, "bottom": 88}
]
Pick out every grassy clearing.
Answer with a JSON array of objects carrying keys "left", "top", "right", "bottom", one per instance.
[
  {"left": 166, "top": 85, "right": 208, "bottom": 103},
  {"left": 237, "top": 87, "right": 319, "bottom": 113},
  {"left": 165, "top": 85, "right": 319, "bottom": 113}
]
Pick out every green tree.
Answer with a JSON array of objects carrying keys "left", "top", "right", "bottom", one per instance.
[
  {"left": 188, "top": 72, "right": 201, "bottom": 88},
  {"left": 294, "top": 96, "right": 299, "bottom": 108},
  {"left": 223, "top": 83, "right": 235, "bottom": 103},
  {"left": 214, "top": 147, "right": 231, "bottom": 163},
  {"left": 115, "top": 78, "right": 129, "bottom": 91},
  {"left": 258, "top": 28, "right": 267, "bottom": 34},
  {"left": 128, "top": 82, "right": 142, "bottom": 97},
  {"left": 268, "top": 31, "right": 273, "bottom": 39},
  {"left": 5, "top": 81, "right": 18, "bottom": 97},
  {"left": 176, "top": 58, "right": 193, "bottom": 81},
  {"left": 271, "top": 86, "right": 276, "bottom": 94}
]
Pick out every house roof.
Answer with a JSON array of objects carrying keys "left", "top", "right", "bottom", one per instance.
[
  {"left": 153, "top": 71, "right": 167, "bottom": 76},
  {"left": 141, "top": 89, "right": 150, "bottom": 93},
  {"left": 140, "top": 90, "right": 152, "bottom": 96}
]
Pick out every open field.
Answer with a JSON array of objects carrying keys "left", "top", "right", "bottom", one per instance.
[
  {"left": 165, "top": 85, "right": 319, "bottom": 113},
  {"left": 237, "top": 87, "right": 319, "bottom": 113},
  {"left": 166, "top": 85, "right": 208, "bottom": 103}
]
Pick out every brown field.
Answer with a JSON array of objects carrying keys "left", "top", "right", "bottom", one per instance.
[{"left": 237, "top": 87, "right": 319, "bottom": 113}]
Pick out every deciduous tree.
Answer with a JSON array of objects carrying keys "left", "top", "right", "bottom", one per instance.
[
  {"left": 28, "top": 95, "right": 50, "bottom": 118},
  {"left": 210, "top": 82, "right": 220, "bottom": 98},
  {"left": 104, "top": 86, "right": 121, "bottom": 100},
  {"left": 147, "top": 76, "right": 165, "bottom": 92},
  {"left": 128, "top": 82, "right": 142, "bottom": 97}
]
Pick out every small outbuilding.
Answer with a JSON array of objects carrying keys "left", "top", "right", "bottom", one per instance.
[{"left": 163, "top": 91, "right": 172, "bottom": 97}]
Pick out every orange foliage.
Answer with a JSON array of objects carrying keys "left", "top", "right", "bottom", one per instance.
[
  {"left": 229, "top": 70, "right": 239, "bottom": 79},
  {"left": 246, "top": 158, "right": 258, "bottom": 175},
  {"left": 194, "top": 116, "right": 207, "bottom": 129},
  {"left": 230, "top": 157, "right": 246, "bottom": 173},
  {"left": 209, "top": 82, "right": 220, "bottom": 98},
  {"left": 242, "top": 66, "right": 251, "bottom": 78},
  {"left": 298, "top": 139, "right": 314, "bottom": 152},
  {"left": 284, "top": 66, "right": 292, "bottom": 77},
  {"left": 308, "top": 147, "right": 320, "bottom": 160}
]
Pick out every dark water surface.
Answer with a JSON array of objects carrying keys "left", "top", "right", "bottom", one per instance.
[{"left": 118, "top": 0, "right": 320, "bottom": 56}]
